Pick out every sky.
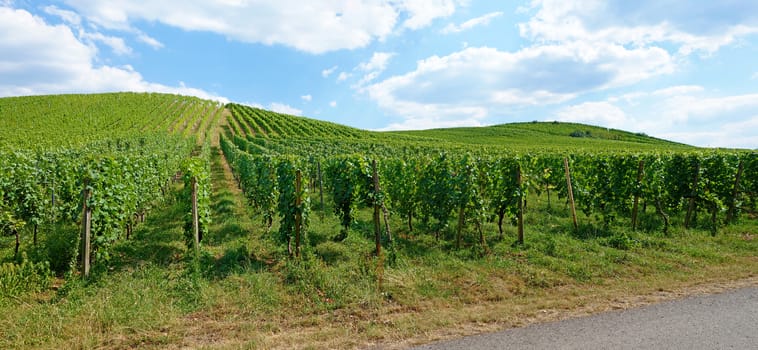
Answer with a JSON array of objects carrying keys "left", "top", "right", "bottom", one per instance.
[{"left": 1, "top": 1, "right": 757, "bottom": 148}]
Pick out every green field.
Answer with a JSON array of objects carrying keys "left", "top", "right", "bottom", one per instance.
[{"left": 1, "top": 93, "right": 756, "bottom": 349}]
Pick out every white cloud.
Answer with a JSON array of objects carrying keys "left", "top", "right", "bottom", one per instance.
[
  {"left": 81, "top": 31, "right": 132, "bottom": 55},
  {"left": 441, "top": 11, "right": 503, "bottom": 34},
  {"left": 660, "top": 93, "right": 758, "bottom": 125},
  {"left": 555, "top": 101, "right": 631, "bottom": 129},
  {"left": 519, "top": 0, "right": 758, "bottom": 55},
  {"left": 752, "top": 72, "right": 758, "bottom": 80},
  {"left": 269, "top": 102, "right": 302, "bottom": 115},
  {"left": 45, "top": 5, "right": 162, "bottom": 52},
  {"left": 358, "top": 52, "right": 395, "bottom": 72},
  {"left": 397, "top": 0, "right": 464, "bottom": 30},
  {"left": 370, "top": 2, "right": 756, "bottom": 134},
  {"left": 329, "top": 101, "right": 337, "bottom": 107},
  {"left": 657, "top": 116, "right": 758, "bottom": 148},
  {"left": 241, "top": 101, "right": 264, "bottom": 109},
  {"left": 59, "top": 0, "right": 466, "bottom": 54},
  {"left": 137, "top": 32, "right": 164, "bottom": 49},
  {"left": 337, "top": 72, "right": 351, "bottom": 81},
  {"left": 301, "top": 94, "right": 312, "bottom": 102},
  {"left": 378, "top": 116, "right": 483, "bottom": 131},
  {"left": 0, "top": 7, "right": 226, "bottom": 102},
  {"left": 43, "top": 5, "right": 133, "bottom": 56},
  {"left": 365, "top": 44, "right": 673, "bottom": 124},
  {"left": 554, "top": 88, "right": 758, "bottom": 148},
  {"left": 321, "top": 66, "right": 338, "bottom": 78},
  {"left": 43, "top": 5, "right": 81, "bottom": 26},
  {"left": 354, "top": 51, "right": 396, "bottom": 88},
  {"left": 651, "top": 85, "right": 704, "bottom": 97}
]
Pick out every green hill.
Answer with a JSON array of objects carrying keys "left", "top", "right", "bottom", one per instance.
[
  {"left": 390, "top": 121, "right": 692, "bottom": 151},
  {"left": 0, "top": 93, "right": 223, "bottom": 149},
  {"left": 0, "top": 94, "right": 695, "bottom": 152},
  {"left": 224, "top": 103, "right": 693, "bottom": 152}
]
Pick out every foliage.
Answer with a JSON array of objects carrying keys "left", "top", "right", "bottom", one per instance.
[
  {"left": 0, "top": 253, "right": 52, "bottom": 299},
  {"left": 324, "top": 155, "right": 371, "bottom": 237}
]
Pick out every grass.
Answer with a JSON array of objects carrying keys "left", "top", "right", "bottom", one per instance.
[{"left": 1, "top": 148, "right": 756, "bottom": 349}]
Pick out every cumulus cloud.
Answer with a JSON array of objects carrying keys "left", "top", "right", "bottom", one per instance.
[
  {"left": 337, "top": 72, "right": 351, "bottom": 81},
  {"left": 365, "top": 44, "right": 673, "bottom": 123},
  {"left": 354, "top": 52, "right": 396, "bottom": 88},
  {"left": 553, "top": 87, "right": 758, "bottom": 148},
  {"left": 137, "top": 32, "right": 164, "bottom": 49},
  {"left": 519, "top": 0, "right": 758, "bottom": 54},
  {"left": 441, "top": 11, "right": 503, "bottom": 34},
  {"left": 242, "top": 101, "right": 302, "bottom": 115},
  {"left": 269, "top": 102, "right": 302, "bottom": 115},
  {"left": 368, "top": 1, "right": 757, "bottom": 132},
  {"left": 555, "top": 101, "right": 631, "bottom": 129},
  {"left": 0, "top": 7, "right": 226, "bottom": 102},
  {"left": 42, "top": 5, "right": 134, "bottom": 56},
  {"left": 322, "top": 66, "right": 338, "bottom": 78},
  {"left": 378, "top": 116, "right": 483, "bottom": 131},
  {"left": 397, "top": 0, "right": 464, "bottom": 30},
  {"left": 329, "top": 101, "right": 337, "bottom": 107},
  {"left": 657, "top": 116, "right": 758, "bottom": 148},
  {"left": 81, "top": 31, "right": 132, "bottom": 55},
  {"left": 59, "top": 0, "right": 463, "bottom": 54},
  {"left": 301, "top": 94, "right": 312, "bottom": 102},
  {"left": 43, "top": 5, "right": 81, "bottom": 26},
  {"left": 358, "top": 52, "right": 395, "bottom": 72}
]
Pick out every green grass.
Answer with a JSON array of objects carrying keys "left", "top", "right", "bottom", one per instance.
[
  {"left": 1, "top": 94, "right": 755, "bottom": 349},
  {"left": 5, "top": 148, "right": 753, "bottom": 349}
]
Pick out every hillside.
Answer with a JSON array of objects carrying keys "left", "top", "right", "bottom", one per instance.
[
  {"left": 0, "top": 93, "right": 223, "bottom": 149},
  {"left": 0, "top": 94, "right": 694, "bottom": 152},
  {"left": 1, "top": 93, "right": 755, "bottom": 350},
  {"left": 224, "top": 102, "right": 691, "bottom": 152},
  {"left": 391, "top": 121, "right": 692, "bottom": 151}
]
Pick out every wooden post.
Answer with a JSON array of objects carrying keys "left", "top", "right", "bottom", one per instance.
[
  {"left": 726, "top": 160, "right": 744, "bottom": 223},
  {"left": 631, "top": 160, "right": 645, "bottom": 231},
  {"left": 81, "top": 181, "right": 92, "bottom": 277},
  {"left": 372, "top": 160, "right": 382, "bottom": 256},
  {"left": 295, "top": 170, "right": 302, "bottom": 258},
  {"left": 317, "top": 161, "right": 324, "bottom": 220},
  {"left": 564, "top": 157, "right": 578, "bottom": 231},
  {"left": 685, "top": 162, "right": 701, "bottom": 229},
  {"left": 191, "top": 177, "right": 200, "bottom": 252},
  {"left": 516, "top": 164, "right": 524, "bottom": 245}
]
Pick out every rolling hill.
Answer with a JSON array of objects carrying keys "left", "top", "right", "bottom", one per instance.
[
  {"left": 1, "top": 92, "right": 755, "bottom": 350},
  {"left": 1, "top": 93, "right": 693, "bottom": 152}
]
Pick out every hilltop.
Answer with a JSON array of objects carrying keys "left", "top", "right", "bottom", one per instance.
[
  {"left": 224, "top": 101, "right": 691, "bottom": 152},
  {"left": 391, "top": 121, "right": 692, "bottom": 151},
  {"left": 0, "top": 93, "right": 692, "bottom": 152}
]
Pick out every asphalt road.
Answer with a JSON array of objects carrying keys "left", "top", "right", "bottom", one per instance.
[{"left": 412, "top": 287, "right": 758, "bottom": 350}]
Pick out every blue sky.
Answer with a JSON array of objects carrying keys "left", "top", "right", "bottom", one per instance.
[{"left": 1, "top": 0, "right": 757, "bottom": 148}]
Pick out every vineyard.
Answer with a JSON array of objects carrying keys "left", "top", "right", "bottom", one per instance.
[
  {"left": 221, "top": 103, "right": 756, "bottom": 252},
  {"left": 0, "top": 94, "right": 756, "bottom": 349},
  {"left": 1, "top": 93, "right": 220, "bottom": 276}
]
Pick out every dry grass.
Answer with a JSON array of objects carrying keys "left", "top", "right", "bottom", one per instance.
[{"left": 160, "top": 266, "right": 755, "bottom": 350}]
